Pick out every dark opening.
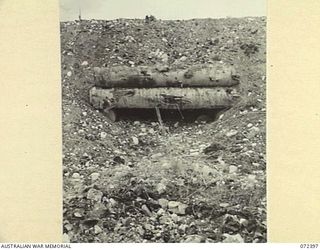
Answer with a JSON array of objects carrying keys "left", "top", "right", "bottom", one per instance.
[{"left": 108, "top": 108, "right": 227, "bottom": 123}]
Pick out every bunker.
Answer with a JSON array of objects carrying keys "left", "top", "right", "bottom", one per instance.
[{"left": 89, "top": 63, "right": 240, "bottom": 122}]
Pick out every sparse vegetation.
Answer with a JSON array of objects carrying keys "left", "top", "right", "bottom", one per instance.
[{"left": 61, "top": 16, "right": 266, "bottom": 243}]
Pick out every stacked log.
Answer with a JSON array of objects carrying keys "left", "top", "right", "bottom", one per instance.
[
  {"left": 93, "top": 63, "right": 240, "bottom": 88},
  {"left": 90, "top": 87, "right": 239, "bottom": 110},
  {"left": 90, "top": 64, "right": 240, "bottom": 117}
]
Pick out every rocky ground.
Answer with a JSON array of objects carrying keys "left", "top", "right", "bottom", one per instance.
[{"left": 61, "top": 16, "right": 266, "bottom": 243}]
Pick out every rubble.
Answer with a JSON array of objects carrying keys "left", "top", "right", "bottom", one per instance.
[
  {"left": 62, "top": 16, "right": 266, "bottom": 243},
  {"left": 222, "top": 233, "right": 244, "bottom": 243}
]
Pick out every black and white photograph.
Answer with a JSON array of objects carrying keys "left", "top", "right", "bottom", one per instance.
[{"left": 61, "top": 0, "right": 266, "bottom": 243}]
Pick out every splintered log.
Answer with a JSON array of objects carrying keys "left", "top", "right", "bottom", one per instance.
[
  {"left": 89, "top": 87, "right": 239, "bottom": 110},
  {"left": 93, "top": 63, "right": 240, "bottom": 88}
]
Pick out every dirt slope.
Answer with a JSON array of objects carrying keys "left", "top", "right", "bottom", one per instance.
[{"left": 61, "top": 17, "right": 266, "bottom": 243}]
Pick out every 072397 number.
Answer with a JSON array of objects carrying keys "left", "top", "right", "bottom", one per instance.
[{"left": 300, "top": 244, "right": 319, "bottom": 248}]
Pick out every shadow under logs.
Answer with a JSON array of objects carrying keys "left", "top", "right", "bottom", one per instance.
[{"left": 103, "top": 108, "right": 227, "bottom": 123}]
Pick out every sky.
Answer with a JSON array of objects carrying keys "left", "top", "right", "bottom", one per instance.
[{"left": 59, "top": 0, "right": 266, "bottom": 21}]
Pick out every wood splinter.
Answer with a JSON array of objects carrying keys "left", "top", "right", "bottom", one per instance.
[{"left": 155, "top": 106, "right": 165, "bottom": 132}]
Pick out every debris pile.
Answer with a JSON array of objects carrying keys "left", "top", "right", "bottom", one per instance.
[{"left": 61, "top": 16, "right": 266, "bottom": 243}]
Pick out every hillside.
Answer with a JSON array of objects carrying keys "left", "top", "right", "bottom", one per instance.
[{"left": 61, "top": 16, "right": 266, "bottom": 243}]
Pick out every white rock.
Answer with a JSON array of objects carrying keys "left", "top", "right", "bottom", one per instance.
[
  {"left": 248, "top": 174, "right": 256, "bottom": 181},
  {"left": 156, "top": 182, "right": 166, "bottom": 194},
  {"left": 251, "top": 126, "right": 260, "bottom": 132},
  {"left": 132, "top": 136, "right": 139, "bottom": 145},
  {"left": 67, "top": 71, "right": 72, "bottom": 77},
  {"left": 141, "top": 127, "right": 147, "bottom": 133},
  {"left": 229, "top": 165, "right": 238, "bottom": 174},
  {"left": 141, "top": 204, "right": 152, "bottom": 216},
  {"left": 179, "top": 56, "right": 187, "bottom": 61},
  {"left": 190, "top": 149, "right": 199, "bottom": 153},
  {"left": 151, "top": 153, "right": 162, "bottom": 159},
  {"left": 62, "top": 233, "right": 70, "bottom": 243},
  {"left": 109, "top": 198, "right": 117, "bottom": 207},
  {"left": 144, "top": 223, "right": 154, "bottom": 231},
  {"left": 74, "top": 212, "right": 82, "bottom": 218},
  {"left": 182, "top": 235, "right": 204, "bottom": 243},
  {"left": 90, "top": 172, "right": 100, "bottom": 182},
  {"left": 178, "top": 203, "right": 188, "bottom": 215},
  {"left": 240, "top": 218, "right": 249, "bottom": 227},
  {"left": 151, "top": 122, "right": 158, "bottom": 127},
  {"left": 190, "top": 152, "right": 200, "bottom": 156},
  {"left": 72, "top": 173, "right": 80, "bottom": 179},
  {"left": 158, "top": 198, "right": 169, "bottom": 208},
  {"left": 64, "top": 224, "right": 73, "bottom": 231},
  {"left": 161, "top": 54, "right": 169, "bottom": 63},
  {"left": 201, "top": 165, "right": 213, "bottom": 176},
  {"left": 100, "top": 132, "right": 107, "bottom": 139},
  {"left": 94, "top": 225, "right": 103, "bottom": 234},
  {"left": 81, "top": 61, "right": 88, "bottom": 66},
  {"left": 168, "top": 201, "right": 180, "bottom": 208},
  {"left": 222, "top": 233, "right": 244, "bottom": 243},
  {"left": 226, "top": 130, "right": 238, "bottom": 137},
  {"left": 171, "top": 213, "right": 179, "bottom": 222},
  {"left": 219, "top": 203, "right": 230, "bottom": 208},
  {"left": 247, "top": 123, "right": 253, "bottom": 128},
  {"left": 157, "top": 208, "right": 165, "bottom": 215},
  {"left": 178, "top": 224, "right": 188, "bottom": 232}
]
